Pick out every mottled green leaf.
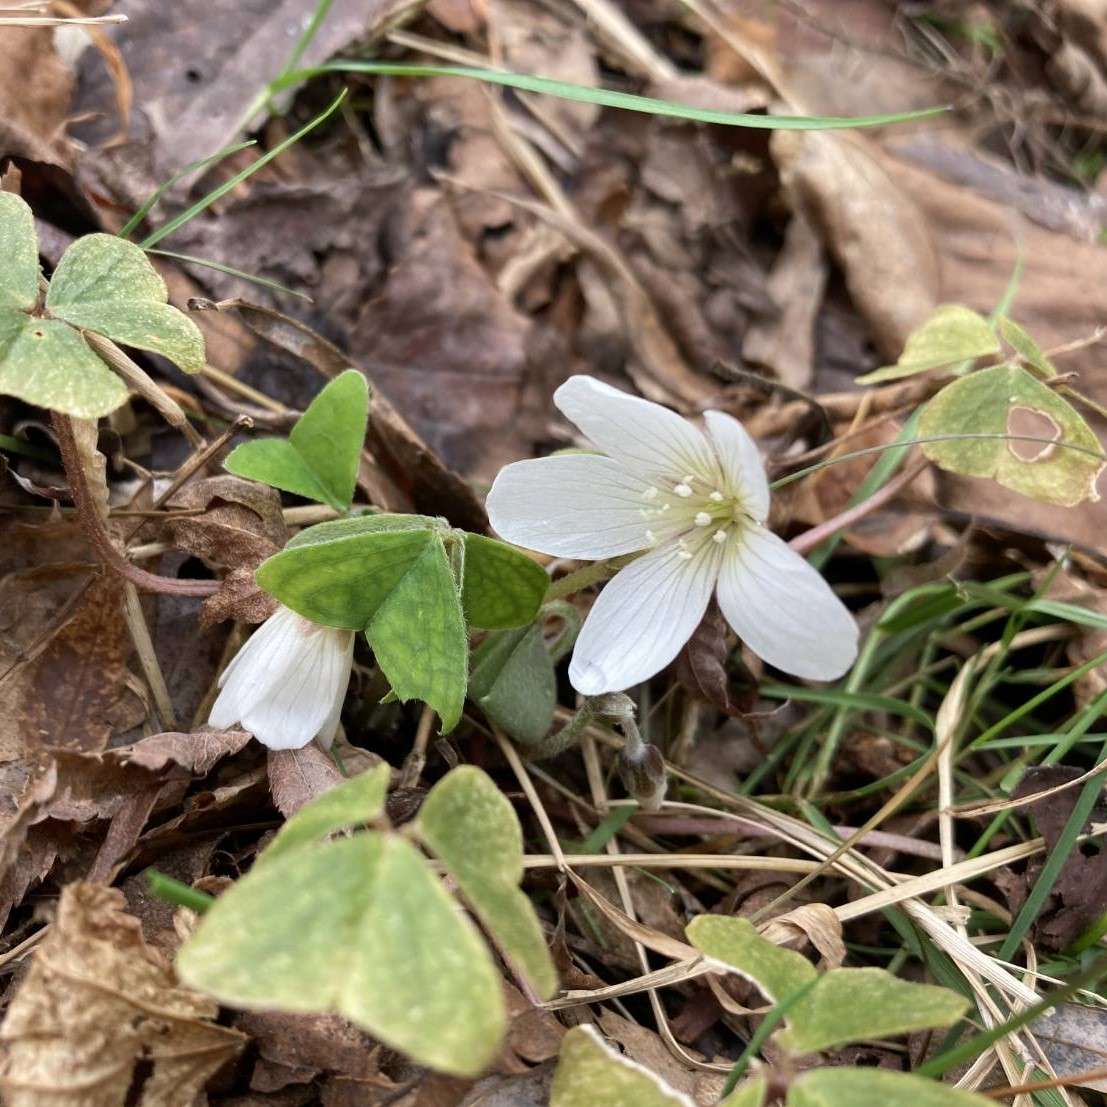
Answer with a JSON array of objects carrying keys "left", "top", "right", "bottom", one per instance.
[
  {"left": 551, "top": 1025, "right": 695, "bottom": 1107},
  {"left": 685, "top": 915, "right": 817, "bottom": 1002},
  {"left": 262, "top": 762, "right": 389, "bottom": 864},
  {"left": 918, "top": 363, "right": 1105, "bottom": 506},
  {"left": 0, "top": 192, "right": 39, "bottom": 311},
  {"left": 366, "top": 531, "right": 467, "bottom": 730},
  {"left": 781, "top": 968, "right": 968, "bottom": 1054},
  {"left": 257, "top": 519, "right": 437, "bottom": 629},
  {"left": 46, "top": 233, "right": 205, "bottom": 374},
  {"left": 721, "top": 1079, "right": 767, "bottom": 1107},
  {"left": 177, "top": 832, "right": 505, "bottom": 1077},
  {"left": 997, "top": 315, "right": 1056, "bottom": 377},
  {"left": 225, "top": 370, "right": 368, "bottom": 510},
  {"left": 469, "top": 623, "right": 556, "bottom": 744},
  {"left": 0, "top": 315, "right": 128, "bottom": 418},
  {"left": 461, "top": 533, "right": 548, "bottom": 629},
  {"left": 788, "top": 1068, "right": 991, "bottom": 1107},
  {"left": 858, "top": 305, "right": 999, "bottom": 384},
  {"left": 419, "top": 765, "right": 557, "bottom": 999}
]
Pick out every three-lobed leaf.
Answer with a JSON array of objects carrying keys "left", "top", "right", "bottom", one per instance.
[
  {"left": 550, "top": 1025, "right": 695, "bottom": 1107},
  {"left": 177, "top": 832, "right": 506, "bottom": 1077},
  {"left": 225, "top": 369, "right": 369, "bottom": 511},
  {"left": 261, "top": 762, "right": 389, "bottom": 864},
  {"left": 687, "top": 915, "right": 967, "bottom": 1054},
  {"left": 418, "top": 765, "right": 557, "bottom": 999},
  {"left": 0, "top": 194, "right": 205, "bottom": 417},
  {"left": 46, "top": 233, "right": 205, "bottom": 374},
  {"left": 257, "top": 515, "right": 547, "bottom": 730},
  {"left": 857, "top": 305, "right": 999, "bottom": 385},
  {"left": 918, "top": 363, "right": 1105, "bottom": 506}
]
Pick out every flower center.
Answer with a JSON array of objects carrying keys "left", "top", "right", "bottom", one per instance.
[{"left": 640, "top": 473, "right": 748, "bottom": 555}]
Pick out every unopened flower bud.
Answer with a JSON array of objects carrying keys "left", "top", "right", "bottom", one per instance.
[{"left": 617, "top": 742, "right": 667, "bottom": 812}]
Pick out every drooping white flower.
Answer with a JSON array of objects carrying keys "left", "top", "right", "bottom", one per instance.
[
  {"left": 487, "top": 375, "right": 858, "bottom": 694},
  {"left": 209, "top": 604, "right": 355, "bottom": 750}
]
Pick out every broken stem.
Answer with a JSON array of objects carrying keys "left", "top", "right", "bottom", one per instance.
[{"left": 51, "top": 411, "right": 219, "bottom": 597}]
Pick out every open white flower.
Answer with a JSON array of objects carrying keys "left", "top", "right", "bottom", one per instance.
[
  {"left": 487, "top": 375, "right": 858, "bottom": 694},
  {"left": 209, "top": 604, "right": 355, "bottom": 750}
]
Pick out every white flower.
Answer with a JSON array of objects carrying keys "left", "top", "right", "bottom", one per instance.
[
  {"left": 487, "top": 375, "right": 858, "bottom": 694},
  {"left": 209, "top": 604, "right": 355, "bottom": 750}
]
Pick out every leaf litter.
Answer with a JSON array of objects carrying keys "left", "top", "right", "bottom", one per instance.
[{"left": 2, "top": 1, "right": 1107, "bottom": 1105}]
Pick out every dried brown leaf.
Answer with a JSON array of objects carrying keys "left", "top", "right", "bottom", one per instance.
[
  {"left": 1007, "top": 765, "right": 1107, "bottom": 949},
  {"left": 0, "top": 883, "right": 244, "bottom": 1106}
]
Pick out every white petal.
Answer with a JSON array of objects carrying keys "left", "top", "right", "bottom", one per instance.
[
  {"left": 716, "top": 525, "right": 858, "bottom": 681},
  {"left": 703, "top": 410, "right": 770, "bottom": 522},
  {"left": 239, "top": 624, "right": 355, "bottom": 750},
  {"left": 487, "top": 454, "right": 655, "bottom": 558},
  {"left": 209, "top": 606, "right": 305, "bottom": 728},
  {"left": 554, "top": 375, "right": 719, "bottom": 483},
  {"left": 315, "top": 640, "right": 355, "bottom": 749},
  {"left": 569, "top": 539, "right": 721, "bottom": 694}
]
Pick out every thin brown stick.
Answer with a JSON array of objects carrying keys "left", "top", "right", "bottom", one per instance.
[
  {"left": 51, "top": 412, "right": 218, "bottom": 597},
  {"left": 789, "top": 460, "right": 928, "bottom": 555}
]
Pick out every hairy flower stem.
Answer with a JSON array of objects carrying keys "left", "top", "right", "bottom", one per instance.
[
  {"left": 51, "top": 411, "right": 219, "bottom": 597},
  {"left": 543, "top": 558, "right": 622, "bottom": 602}
]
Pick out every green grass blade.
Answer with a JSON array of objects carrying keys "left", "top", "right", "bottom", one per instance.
[
  {"left": 119, "top": 140, "right": 256, "bottom": 239},
  {"left": 139, "top": 90, "right": 346, "bottom": 250},
  {"left": 274, "top": 61, "right": 948, "bottom": 131},
  {"left": 147, "top": 248, "right": 312, "bottom": 301}
]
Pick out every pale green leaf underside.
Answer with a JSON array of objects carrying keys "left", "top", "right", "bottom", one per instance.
[
  {"left": 46, "top": 233, "right": 205, "bottom": 374},
  {"left": 177, "top": 832, "right": 506, "bottom": 1077},
  {"left": 0, "top": 313, "right": 128, "bottom": 418},
  {"left": 469, "top": 623, "right": 557, "bottom": 744},
  {"left": 262, "top": 763, "right": 389, "bottom": 864},
  {"left": 551, "top": 1025, "right": 695, "bottom": 1107},
  {"left": 685, "top": 915, "right": 817, "bottom": 1003},
  {"left": 788, "top": 1068, "right": 992, "bottom": 1107},
  {"left": 227, "top": 369, "right": 368, "bottom": 510},
  {"left": 918, "top": 363, "right": 1105, "bottom": 506},
  {"left": 858, "top": 305, "right": 999, "bottom": 384},
  {"left": 780, "top": 968, "right": 968, "bottom": 1053},
  {"left": 419, "top": 766, "right": 557, "bottom": 999},
  {"left": 0, "top": 192, "right": 39, "bottom": 311}
]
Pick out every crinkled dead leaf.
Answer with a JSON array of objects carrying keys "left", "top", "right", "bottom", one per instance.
[
  {"left": 225, "top": 369, "right": 369, "bottom": 512},
  {"left": 176, "top": 832, "right": 506, "bottom": 1077},
  {"left": 918, "top": 363, "right": 1105, "bottom": 506},
  {"left": 550, "top": 1025, "right": 695, "bottom": 1107},
  {"left": 858, "top": 304, "right": 999, "bottom": 384},
  {"left": 418, "top": 765, "right": 557, "bottom": 999},
  {"left": 0, "top": 883, "right": 244, "bottom": 1107}
]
